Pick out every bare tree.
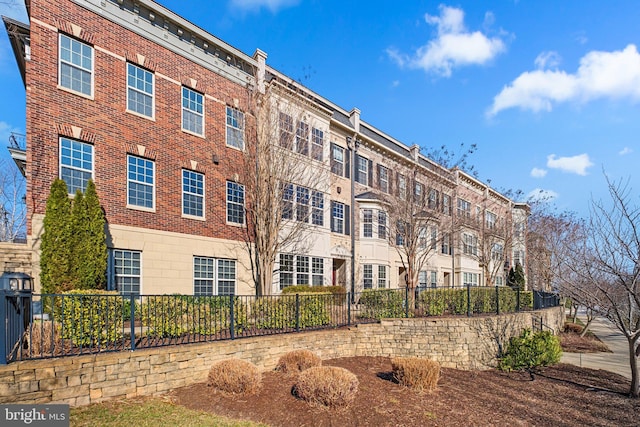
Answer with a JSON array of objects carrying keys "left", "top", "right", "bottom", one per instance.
[
  {"left": 0, "top": 156, "right": 26, "bottom": 242},
  {"left": 241, "top": 76, "right": 329, "bottom": 296}
]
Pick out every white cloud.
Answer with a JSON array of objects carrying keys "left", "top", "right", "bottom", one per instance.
[
  {"left": 488, "top": 44, "right": 640, "bottom": 116},
  {"left": 534, "top": 51, "right": 561, "bottom": 70},
  {"left": 229, "top": 0, "right": 299, "bottom": 12},
  {"left": 391, "top": 80, "right": 400, "bottom": 88},
  {"left": 527, "top": 188, "right": 559, "bottom": 202},
  {"left": 619, "top": 147, "right": 633, "bottom": 155},
  {"left": 546, "top": 153, "right": 593, "bottom": 176},
  {"left": 387, "top": 5, "right": 506, "bottom": 77},
  {"left": 530, "top": 167, "right": 547, "bottom": 178}
]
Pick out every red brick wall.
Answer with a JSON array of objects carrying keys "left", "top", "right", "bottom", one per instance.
[{"left": 26, "top": 0, "right": 248, "bottom": 243}]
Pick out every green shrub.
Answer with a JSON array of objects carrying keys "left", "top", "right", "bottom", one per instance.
[
  {"left": 251, "top": 294, "right": 330, "bottom": 330},
  {"left": 499, "top": 329, "right": 562, "bottom": 371},
  {"left": 281, "top": 285, "right": 346, "bottom": 296},
  {"left": 358, "top": 289, "right": 407, "bottom": 319},
  {"left": 60, "top": 290, "right": 123, "bottom": 346}
]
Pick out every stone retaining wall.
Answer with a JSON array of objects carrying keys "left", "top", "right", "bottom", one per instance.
[
  {"left": 0, "top": 307, "right": 564, "bottom": 406},
  {"left": 0, "top": 242, "right": 32, "bottom": 276}
]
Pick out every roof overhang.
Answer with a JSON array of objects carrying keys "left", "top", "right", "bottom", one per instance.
[{"left": 2, "top": 16, "right": 29, "bottom": 87}]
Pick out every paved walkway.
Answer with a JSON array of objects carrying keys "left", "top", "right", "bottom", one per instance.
[{"left": 561, "top": 313, "right": 632, "bottom": 379}]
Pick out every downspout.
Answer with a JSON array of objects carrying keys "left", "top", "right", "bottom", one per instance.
[{"left": 349, "top": 134, "right": 359, "bottom": 303}]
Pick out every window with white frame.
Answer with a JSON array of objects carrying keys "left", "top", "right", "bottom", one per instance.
[
  {"left": 378, "top": 165, "right": 389, "bottom": 193},
  {"left": 193, "top": 256, "right": 215, "bottom": 296},
  {"left": 226, "top": 106, "right": 244, "bottom": 150},
  {"left": 463, "top": 272, "right": 479, "bottom": 286},
  {"left": 110, "top": 249, "right": 141, "bottom": 295},
  {"left": 430, "top": 271, "right": 438, "bottom": 287},
  {"left": 486, "top": 211, "right": 497, "bottom": 229},
  {"left": 442, "top": 194, "right": 451, "bottom": 215},
  {"left": 127, "top": 155, "right": 154, "bottom": 209},
  {"left": 441, "top": 233, "right": 451, "bottom": 255},
  {"left": 378, "top": 265, "right": 387, "bottom": 288},
  {"left": 279, "top": 254, "right": 294, "bottom": 289},
  {"left": 428, "top": 189, "right": 439, "bottom": 210},
  {"left": 312, "top": 257, "right": 324, "bottom": 286},
  {"left": 514, "top": 222, "right": 525, "bottom": 238},
  {"left": 331, "top": 144, "right": 345, "bottom": 176},
  {"left": 296, "top": 122, "right": 309, "bottom": 156},
  {"left": 363, "top": 209, "right": 373, "bottom": 238},
  {"left": 312, "top": 191, "right": 324, "bottom": 226},
  {"left": 495, "top": 276, "right": 504, "bottom": 286},
  {"left": 513, "top": 250, "right": 524, "bottom": 266},
  {"left": 457, "top": 198, "right": 471, "bottom": 218},
  {"left": 331, "top": 201, "right": 348, "bottom": 234},
  {"left": 363, "top": 264, "right": 373, "bottom": 289},
  {"left": 356, "top": 155, "right": 369, "bottom": 185},
  {"left": 398, "top": 174, "right": 407, "bottom": 200},
  {"left": 182, "top": 87, "right": 204, "bottom": 136},
  {"left": 378, "top": 211, "right": 387, "bottom": 240},
  {"left": 462, "top": 233, "right": 478, "bottom": 256},
  {"left": 226, "top": 181, "right": 245, "bottom": 224},
  {"left": 311, "top": 128, "right": 323, "bottom": 161},
  {"left": 59, "top": 34, "right": 93, "bottom": 96},
  {"left": 492, "top": 243, "right": 504, "bottom": 261},
  {"left": 414, "top": 182, "right": 423, "bottom": 202},
  {"left": 296, "top": 186, "right": 310, "bottom": 222},
  {"left": 430, "top": 226, "right": 438, "bottom": 250},
  {"left": 127, "top": 63, "right": 154, "bottom": 118},
  {"left": 396, "top": 220, "right": 406, "bottom": 246},
  {"left": 418, "top": 227, "right": 427, "bottom": 249},
  {"left": 279, "top": 112, "right": 294, "bottom": 148},
  {"left": 283, "top": 183, "right": 294, "bottom": 220},
  {"left": 182, "top": 169, "right": 204, "bottom": 218},
  {"left": 60, "top": 137, "right": 93, "bottom": 194},
  {"left": 217, "top": 259, "right": 236, "bottom": 295},
  {"left": 418, "top": 271, "right": 428, "bottom": 287}
]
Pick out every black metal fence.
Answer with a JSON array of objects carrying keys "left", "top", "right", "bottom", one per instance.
[{"left": 1, "top": 286, "right": 560, "bottom": 364}]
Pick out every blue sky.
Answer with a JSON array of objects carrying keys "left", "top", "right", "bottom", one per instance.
[{"left": 1, "top": 0, "right": 639, "bottom": 218}]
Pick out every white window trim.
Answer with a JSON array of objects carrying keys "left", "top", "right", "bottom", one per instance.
[
  {"left": 109, "top": 249, "right": 142, "bottom": 295},
  {"left": 226, "top": 180, "right": 246, "bottom": 226},
  {"left": 181, "top": 169, "right": 206, "bottom": 221},
  {"left": 59, "top": 137, "right": 94, "bottom": 195},
  {"left": 126, "top": 155, "right": 156, "bottom": 212},
  {"left": 332, "top": 201, "right": 345, "bottom": 234},
  {"left": 331, "top": 144, "right": 345, "bottom": 176},
  {"left": 193, "top": 257, "right": 237, "bottom": 296},
  {"left": 126, "top": 63, "right": 155, "bottom": 120},
  {"left": 58, "top": 33, "right": 94, "bottom": 99},
  {"left": 225, "top": 106, "right": 245, "bottom": 151},
  {"left": 311, "top": 127, "right": 324, "bottom": 162},
  {"left": 181, "top": 86, "right": 205, "bottom": 138}
]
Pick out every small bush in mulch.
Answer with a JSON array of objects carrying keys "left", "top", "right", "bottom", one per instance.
[
  {"left": 207, "top": 359, "right": 262, "bottom": 395},
  {"left": 391, "top": 357, "right": 441, "bottom": 392},
  {"left": 276, "top": 350, "right": 322, "bottom": 374},
  {"left": 293, "top": 366, "right": 359, "bottom": 407}
]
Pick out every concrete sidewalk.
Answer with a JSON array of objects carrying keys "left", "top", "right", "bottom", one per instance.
[{"left": 561, "top": 314, "right": 631, "bottom": 379}]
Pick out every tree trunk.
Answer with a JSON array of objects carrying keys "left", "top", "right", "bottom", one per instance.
[
  {"left": 579, "top": 317, "right": 593, "bottom": 338},
  {"left": 629, "top": 338, "right": 639, "bottom": 398}
]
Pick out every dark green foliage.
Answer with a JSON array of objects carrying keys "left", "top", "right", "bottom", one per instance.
[
  {"left": 358, "top": 289, "right": 407, "bottom": 319},
  {"left": 281, "top": 285, "right": 346, "bottom": 296},
  {"left": 499, "top": 329, "right": 562, "bottom": 371},
  {"left": 251, "top": 294, "right": 331, "bottom": 329},
  {"left": 40, "top": 179, "right": 73, "bottom": 294},
  {"left": 416, "top": 287, "right": 533, "bottom": 315},
  {"left": 507, "top": 263, "right": 526, "bottom": 290},
  {"left": 60, "top": 290, "right": 124, "bottom": 346}
]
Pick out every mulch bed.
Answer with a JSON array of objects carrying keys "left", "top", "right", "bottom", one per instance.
[{"left": 170, "top": 356, "right": 639, "bottom": 426}]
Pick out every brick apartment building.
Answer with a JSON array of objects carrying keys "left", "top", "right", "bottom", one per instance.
[{"left": 4, "top": 0, "right": 528, "bottom": 295}]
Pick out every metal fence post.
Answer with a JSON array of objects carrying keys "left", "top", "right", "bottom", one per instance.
[
  {"left": 495, "top": 285, "right": 500, "bottom": 315},
  {"left": 516, "top": 288, "right": 520, "bottom": 312},
  {"left": 229, "top": 294, "right": 235, "bottom": 340},
  {"left": 0, "top": 290, "right": 7, "bottom": 365},
  {"left": 405, "top": 286, "right": 409, "bottom": 318},
  {"left": 295, "top": 294, "right": 300, "bottom": 332},
  {"left": 347, "top": 292, "right": 351, "bottom": 326},
  {"left": 129, "top": 294, "right": 136, "bottom": 351},
  {"left": 466, "top": 284, "right": 471, "bottom": 317}
]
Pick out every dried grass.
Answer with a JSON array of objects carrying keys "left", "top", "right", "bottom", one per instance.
[
  {"left": 24, "top": 321, "right": 63, "bottom": 357},
  {"left": 391, "top": 357, "right": 440, "bottom": 392},
  {"left": 276, "top": 349, "right": 321, "bottom": 374},
  {"left": 293, "top": 366, "right": 358, "bottom": 407},
  {"left": 207, "top": 359, "right": 262, "bottom": 395}
]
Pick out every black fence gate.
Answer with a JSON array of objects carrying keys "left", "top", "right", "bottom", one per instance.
[{"left": 0, "top": 289, "right": 32, "bottom": 364}]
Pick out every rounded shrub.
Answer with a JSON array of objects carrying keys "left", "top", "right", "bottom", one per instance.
[
  {"left": 293, "top": 366, "right": 359, "bottom": 407},
  {"left": 499, "top": 329, "right": 562, "bottom": 372},
  {"left": 276, "top": 349, "right": 322, "bottom": 374},
  {"left": 391, "top": 357, "right": 441, "bottom": 392},
  {"left": 207, "top": 359, "right": 262, "bottom": 395}
]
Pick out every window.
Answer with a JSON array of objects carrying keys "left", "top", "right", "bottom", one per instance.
[
  {"left": 217, "top": 259, "right": 236, "bottom": 295},
  {"left": 111, "top": 250, "right": 141, "bottom": 295},
  {"left": 398, "top": 174, "right": 407, "bottom": 200},
  {"left": 331, "top": 201, "right": 349, "bottom": 235},
  {"left": 182, "top": 169, "right": 204, "bottom": 218},
  {"left": 312, "top": 191, "right": 324, "bottom": 226},
  {"left": 296, "top": 186, "right": 310, "bottom": 222},
  {"left": 514, "top": 222, "right": 525, "bottom": 238},
  {"left": 396, "top": 220, "right": 406, "bottom": 246},
  {"left": 514, "top": 250, "right": 524, "bottom": 266},
  {"left": 428, "top": 189, "right": 439, "bottom": 210},
  {"left": 418, "top": 271, "right": 428, "bottom": 288},
  {"left": 127, "top": 155, "right": 154, "bottom": 209},
  {"left": 363, "top": 209, "right": 373, "bottom": 238},
  {"left": 279, "top": 254, "right": 294, "bottom": 289},
  {"left": 463, "top": 272, "right": 479, "bottom": 287},
  {"left": 431, "top": 227, "right": 438, "bottom": 250},
  {"left": 363, "top": 264, "right": 373, "bottom": 289},
  {"left": 193, "top": 257, "right": 214, "bottom": 296},
  {"left": 378, "top": 211, "right": 387, "bottom": 240},
  {"left": 127, "top": 63, "right": 154, "bottom": 118},
  {"left": 442, "top": 194, "right": 451, "bottom": 215},
  {"left": 226, "top": 107, "right": 244, "bottom": 150},
  {"left": 492, "top": 243, "right": 504, "bottom": 261},
  {"left": 430, "top": 271, "right": 437, "bottom": 288},
  {"left": 59, "top": 34, "right": 93, "bottom": 96},
  {"left": 279, "top": 112, "right": 294, "bottom": 148},
  {"left": 182, "top": 87, "right": 204, "bottom": 136},
  {"left": 378, "top": 165, "right": 389, "bottom": 193},
  {"left": 312, "top": 257, "right": 324, "bottom": 286},
  {"left": 441, "top": 233, "right": 451, "bottom": 255},
  {"left": 457, "top": 198, "right": 471, "bottom": 218},
  {"left": 226, "top": 181, "right": 245, "bottom": 224},
  {"left": 495, "top": 276, "right": 504, "bottom": 286},
  {"left": 462, "top": 233, "right": 478, "bottom": 256},
  {"left": 414, "top": 182, "right": 423, "bottom": 202},
  {"left": 331, "top": 144, "right": 345, "bottom": 176},
  {"left": 311, "top": 128, "right": 323, "bottom": 161},
  {"left": 60, "top": 138, "right": 93, "bottom": 194},
  {"left": 486, "top": 211, "right": 497, "bottom": 229},
  {"left": 378, "top": 265, "right": 387, "bottom": 288},
  {"left": 296, "top": 122, "right": 309, "bottom": 156},
  {"left": 418, "top": 227, "right": 427, "bottom": 249},
  {"left": 476, "top": 206, "right": 482, "bottom": 220},
  {"left": 356, "top": 155, "right": 369, "bottom": 185}
]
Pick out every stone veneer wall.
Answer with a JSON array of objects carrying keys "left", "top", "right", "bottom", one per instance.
[
  {"left": 0, "top": 242, "right": 32, "bottom": 277},
  {"left": 0, "top": 307, "right": 563, "bottom": 406}
]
